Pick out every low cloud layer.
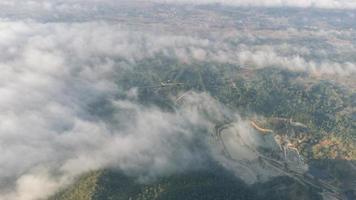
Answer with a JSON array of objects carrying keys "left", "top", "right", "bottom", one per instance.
[
  {"left": 0, "top": 21, "right": 275, "bottom": 200},
  {"left": 151, "top": 0, "right": 356, "bottom": 9},
  {"left": 0, "top": 21, "right": 201, "bottom": 199},
  {"left": 1, "top": 2, "right": 356, "bottom": 199},
  {"left": 2, "top": 0, "right": 356, "bottom": 10}
]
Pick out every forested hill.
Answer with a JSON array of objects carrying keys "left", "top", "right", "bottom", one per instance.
[{"left": 51, "top": 58, "right": 356, "bottom": 200}]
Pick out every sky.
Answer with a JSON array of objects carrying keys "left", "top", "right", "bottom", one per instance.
[
  {"left": 1, "top": 0, "right": 356, "bottom": 9},
  {"left": 150, "top": 0, "right": 356, "bottom": 8}
]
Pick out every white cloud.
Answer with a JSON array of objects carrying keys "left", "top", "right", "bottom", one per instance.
[
  {"left": 0, "top": 21, "right": 256, "bottom": 199},
  {"left": 237, "top": 49, "right": 356, "bottom": 75},
  {"left": 0, "top": 3, "right": 355, "bottom": 198},
  {"left": 2, "top": 0, "right": 356, "bottom": 9},
  {"left": 152, "top": 0, "right": 356, "bottom": 9}
]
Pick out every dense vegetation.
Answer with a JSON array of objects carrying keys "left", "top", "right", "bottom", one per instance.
[
  {"left": 50, "top": 165, "right": 321, "bottom": 200},
  {"left": 115, "top": 57, "right": 355, "bottom": 160},
  {"left": 53, "top": 56, "right": 355, "bottom": 200}
]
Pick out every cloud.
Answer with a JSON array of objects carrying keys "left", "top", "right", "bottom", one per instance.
[
  {"left": 150, "top": 0, "right": 356, "bottom": 9},
  {"left": 237, "top": 48, "right": 356, "bottom": 76},
  {"left": 0, "top": 20, "right": 266, "bottom": 199},
  {"left": 0, "top": 4, "right": 355, "bottom": 199},
  {"left": 2, "top": 0, "right": 356, "bottom": 10}
]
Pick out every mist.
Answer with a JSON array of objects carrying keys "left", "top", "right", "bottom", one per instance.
[
  {"left": 0, "top": 21, "right": 278, "bottom": 200},
  {"left": 0, "top": 1, "right": 355, "bottom": 199},
  {"left": 2, "top": 0, "right": 356, "bottom": 10}
]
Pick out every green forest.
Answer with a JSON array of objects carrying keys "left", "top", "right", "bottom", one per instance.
[{"left": 51, "top": 57, "right": 356, "bottom": 200}]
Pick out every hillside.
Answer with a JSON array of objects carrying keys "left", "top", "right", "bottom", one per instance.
[
  {"left": 50, "top": 167, "right": 322, "bottom": 200},
  {"left": 51, "top": 61, "right": 356, "bottom": 200}
]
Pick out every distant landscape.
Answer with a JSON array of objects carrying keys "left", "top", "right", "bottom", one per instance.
[{"left": 0, "top": 1, "right": 355, "bottom": 200}]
